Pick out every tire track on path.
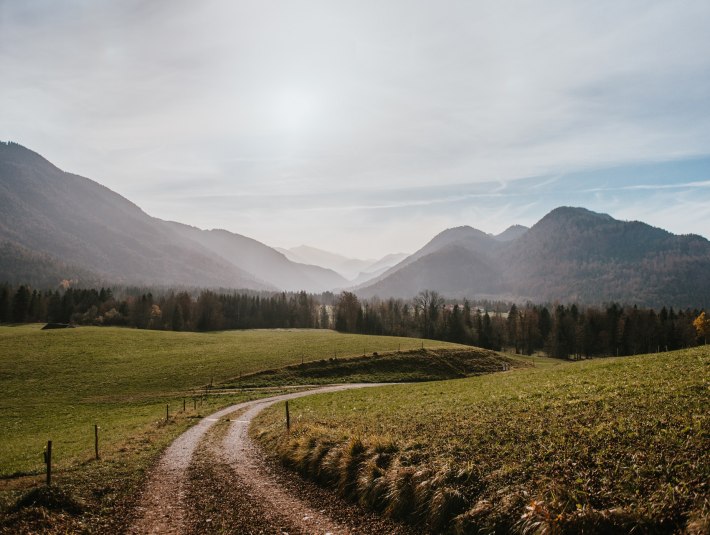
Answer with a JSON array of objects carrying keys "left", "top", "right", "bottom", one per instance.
[{"left": 128, "top": 384, "right": 392, "bottom": 534}]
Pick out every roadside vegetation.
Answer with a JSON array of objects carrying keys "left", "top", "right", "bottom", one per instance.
[
  {"left": 252, "top": 347, "right": 710, "bottom": 533},
  {"left": 0, "top": 324, "right": 457, "bottom": 533}
]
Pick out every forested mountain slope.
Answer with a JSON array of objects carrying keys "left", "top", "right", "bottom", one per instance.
[
  {"left": 0, "top": 142, "right": 266, "bottom": 289},
  {"left": 359, "top": 207, "right": 710, "bottom": 307}
]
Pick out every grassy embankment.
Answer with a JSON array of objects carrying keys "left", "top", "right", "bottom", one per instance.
[
  {"left": 0, "top": 324, "right": 460, "bottom": 533},
  {"left": 252, "top": 347, "right": 710, "bottom": 534},
  {"left": 220, "top": 347, "right": 526, "bottom": 388}
]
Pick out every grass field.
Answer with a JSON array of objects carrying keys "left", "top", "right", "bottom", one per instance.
[
  {"left": 0, "top": 324, "right": 460, "bottom": 476},
  {"left": 0, "top": 324, "right": 462, "bottom": 533},
  {"left": 252, "top": 347, "right": 710, "bottom": 533}
]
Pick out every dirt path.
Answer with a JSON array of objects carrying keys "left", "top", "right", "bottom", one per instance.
[{"left": 128, "top": 384, "right": 404, "bottom": 535}]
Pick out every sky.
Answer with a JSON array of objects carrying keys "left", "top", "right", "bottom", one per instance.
[{"left": 2, "top": 0, "right": 710, "bottom": 259}]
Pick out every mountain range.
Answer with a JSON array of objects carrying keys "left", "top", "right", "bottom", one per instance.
[
  {"left": 357, "top": 207, "right": 710, "bottom": 307},
  {"left": 276, "top": 245, "right": 408, "bottom": 282},
  {"left": 0, "top": 142, "right": 345, "bottom": 292},
  {"left": 1, "top": 141, "right": 709, "bottom": 307}
]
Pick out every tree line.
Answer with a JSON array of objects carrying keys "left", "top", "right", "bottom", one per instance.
[
  {"left": 0, "top": 285, "right": 325, "bottom": 331},
  {"left": 331, "top": 290, "right": 704, "bottom": 358},
  {"left": 1, "top": 283, "right": 706, "bottom": 359}
]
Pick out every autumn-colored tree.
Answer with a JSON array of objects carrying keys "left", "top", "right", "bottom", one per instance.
[{"left": 693, "top": 312, "right": 709, "bottom": 344}]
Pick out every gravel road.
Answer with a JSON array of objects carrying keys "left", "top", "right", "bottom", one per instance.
[{"left": 127, "top": 384, "right": 413, "bottom": 534}]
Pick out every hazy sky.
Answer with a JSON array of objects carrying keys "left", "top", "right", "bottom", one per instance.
[{"left": 2, "top": 1, "right": 710, "bottom": 258}]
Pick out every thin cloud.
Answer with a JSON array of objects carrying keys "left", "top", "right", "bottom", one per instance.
[
  {"left": 1, "top": 1, "right": 710, "bottom": 256},
  {"left": 583, "top": 180, "right": 710, "bottom": 193}
]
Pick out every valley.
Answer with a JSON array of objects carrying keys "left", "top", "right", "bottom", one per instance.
[
  {"left": 3, "top": 142, "right": 710, "bottom": 306},
  {"left": 3, "top": 3, "right": 709, "bottom": 532}
]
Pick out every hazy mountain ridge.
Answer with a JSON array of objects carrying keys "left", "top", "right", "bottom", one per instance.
[
  {"left": 499, "top": 207, "right": 710, "bottom": 305},
  {"left": 280, "top": 245, "right": 375, "bottom": 279},
  {"left": 355, "top": 225, "right": 503, "bottom": 291},
  {"left": 359, "top": 207, "right": 710, "bottom": 307},
  {"left": 0, "top": 142, "right": 322, "bottom": 291},
  {"left": 0, "top": 240, "right": 104, "bottom": 287},
  {"left": 166, "top": 223, "right": 347, "bottom": 293},
  {"left": 278, "top": 244, "right": 408, "bottom": 282},
  {"left": 2, "top": 142, "right": 708, "bottom": 306},
  {"left": 493, "top": 224, "right": 529, "bottom": 242}
]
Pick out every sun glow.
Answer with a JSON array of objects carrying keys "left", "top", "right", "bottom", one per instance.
[{"left": 271, "top": 90, "right": 318, "bottom": 132}]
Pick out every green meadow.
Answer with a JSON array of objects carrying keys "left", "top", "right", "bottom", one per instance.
[
  {"left": 253, "top": 347, "right": 710, "bottom": 533},
  {"left": 0, "top": 324, "right": 460, "bottom": 476}
]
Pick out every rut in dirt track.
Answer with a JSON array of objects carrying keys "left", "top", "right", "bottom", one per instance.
[{"left": 127, "top": 384, "right": 411, "bottom": 535}]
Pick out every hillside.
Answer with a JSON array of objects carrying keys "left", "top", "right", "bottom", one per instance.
[
  {"left": 501, "top": 207, "right": 710, "bottom": 305},
  {"left": 278, "top": 245, "right": 408, "bottom": 282},
  {"left": 279, "top": 245, "right": 375, "bottom": 280},
  {"left": 253, "top": 347, "right": 710, "bottom": 533},
  {"left": 493, "top": 224, "right": 528, "bottom": 242},
  {"left": 0, "top": 142, "right": 343, "bottom": 292},
  {"left": 0, "top": 142, "right": 266, "bottom": 289},
  {"left": 0, "top": 325, "right": 462, "bottom": 533},
  {"left": 0, "top": 325, "right": 461, "bottom": 476},
  {"left": 166, "top": 223, "right": 347, "bottom": 293},
  {"left": 358, "top": 207, "right": 710, "bottom": 307},
  {"left": 0, "top": 240, "right": 103, "bottom": 287}
]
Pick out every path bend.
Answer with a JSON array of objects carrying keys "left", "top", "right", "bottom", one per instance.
[{"left": 127, "top": 384, "right": 392, "bottom": 534}]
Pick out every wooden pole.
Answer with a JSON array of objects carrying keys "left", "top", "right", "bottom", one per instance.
[
  {"left": 95, "top": 424, "right": 99, "bottom": 460},
  {"left": 166, "top": 404, "right": 169, "bottom": 421},
  {"left": 194, "top": 398, "right": 197, "bottom": 411},
  {"left": 285, "top": 401, "right": 290, "bottom": 432},
  {"left": 183, "top": 398, "right": 186, "bottom": 412},
  {"left": 45, "top": 440, "right": 52, "bottom": 486}
]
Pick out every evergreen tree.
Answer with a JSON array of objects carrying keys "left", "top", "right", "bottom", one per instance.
[
  {"left": 12, "top": 285, "right": 31, "bottom": 322},
  {"left": 0, "top": 285, "right": 11, "bottom": 323},
  {"left": 319, "top": 305, "right": 329, "bottom": 329}
]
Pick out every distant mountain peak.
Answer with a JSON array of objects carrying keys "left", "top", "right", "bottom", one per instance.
[
  {"left": 357, "top": 206, "right": 710, "bottom": 307},
  {"left": 494, "top": 225, "right": 529, "bottom": 242},
  {"left": 544, "top": 206, "right": 614, "bottom": 222}
]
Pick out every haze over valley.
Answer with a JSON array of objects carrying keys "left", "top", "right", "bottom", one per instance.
[{"left": 2, "top": 141, "right": 709, "bottom": 308}]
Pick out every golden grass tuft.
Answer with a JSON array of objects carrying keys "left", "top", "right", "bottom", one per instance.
[
  {"left": 383, "top": 463, "right": 419, "bottom": 520},
  {"left": 252, "top": 347, "right": 710, "bottom": 533}
]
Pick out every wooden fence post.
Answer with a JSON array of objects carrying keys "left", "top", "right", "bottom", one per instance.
[
  {"left": 95, "top": 424, "right": 99, "bottom": 460},
  {"left": 183, "top": 398, "right": 186, "bottom": 412},
  {"left": 285, "top": 401, "right": 290, "bottom": 432},
  {"left": 45, "top": 440, "right": 52, "bottom": 486},
  {"left": 166, "top": 404, "right": 169, "bottom": 421}
]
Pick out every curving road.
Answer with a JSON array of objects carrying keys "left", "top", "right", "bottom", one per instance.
[{"left": 127, "top": 384, "right": 397, "bottom": 534}]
